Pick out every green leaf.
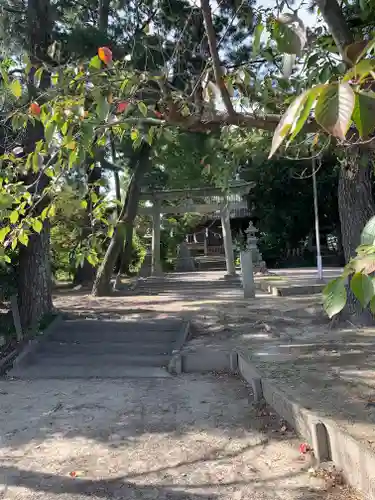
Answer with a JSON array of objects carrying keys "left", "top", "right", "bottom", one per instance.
[
  {"left": 90, "top": 191, "right": 98, "bottom": 204},
  {"left": 350, "top": 272, "right": 374, "bottom": 308},
  {"left": 0, "top": 194, "right": 13, "bottom": 210},
  {"left": 322, "top": 277, "right": 347, "bottom": 318},
  {"left": 34, "top": 67, "right": 44, "bottom": 87},
  {"left": 9, "top": 210, "right": 19, "bottom": 224},
  {"left": 361, "top": 216, "right": 375, "bottom": 246},
  {"left": 307, "top": 53, "right": 320, "bottom": 68},
  {"left": 49, "top": 204, "right": 56, "bottom": 217},
  {"left": 343, "top": 59, "right": 375, "bottom": 82},
  {"left": 289, "top": 86, "right": 323, "bottom": 141},
  {"left": 61, "top": 121, "right": 69, "bottom": 136},
  {"left": 89, "top": 55, "right": 102, "bottom": 69},
  {"left": 356, "top": 38, "right": 375, "bottom": 63},
  {"left": 0, "top": 226, "right": 10, "bottom": 243},
  {"left": 87, "top": 253, "right": 98, "bottom": 266},
  {"left": 18, "top": 231, "right": 29, "bottom": 246},
  {"left": 269, "top": 90, "right": 309, "bottom": 158},
  {"left": 370, "top": 295, "right": 375, "bottom": 315},
  {"left": 10, "top": 80, "right": 22, "bottom": 99},
  {"left": 45, "top": 121, "right": 57, "bottom": 143},
  {"left": 32, "top": 219, "right": 43, "bottom": 233},
  {"left": 96, "top": 94, "right": 110, "bottom": 121},
  {"left": 315, "top": 83, "right": 355, "bottom": 139},
  {"left": 273, "top": 15, "right": 306, "bottom": 56},
  {"left": 252, "top": 24, "right": 264, "bottom": 56},
  {"left": 138, "top": 101, "right": 148, "bottom": 117},
  {"left": 352, "top": 91, "right": 375, "bottom": 138},
  {"left": 319, "top": 62, "right": 331, "bottom": 83},
  {"left": 80, "top": 200, "right": 88, "bottom": 209}
]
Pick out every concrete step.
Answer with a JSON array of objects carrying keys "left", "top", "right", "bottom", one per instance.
[
  {"left": 54, "top": 319, "right": 181, "bottom": 333},
  {"left": 48, "top": 320, "right": 177, "bottom": 343},
  {"left": 30, "top": 353, "right": 171, "bottom": 367},
  {"left": 37, "top": 341, "right": 173, "bottom": 356},
  {"left": 10, "top": 365, "right": 172, "bottom": 379}
]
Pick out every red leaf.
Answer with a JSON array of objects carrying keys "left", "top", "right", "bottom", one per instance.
[
  {"left": 117, "top": 101, "right": 129, "bottom": 113},
  {"left": 29, "top": 102, "right": 41, "bottom": 116},
  {"left": 299, "top": 443, "right": 310, "bottom": 454},
  {"left": 98, "top": 47, "right": 113, "bottom": 65}
]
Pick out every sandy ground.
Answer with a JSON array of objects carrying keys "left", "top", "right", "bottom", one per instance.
[
  {"left": 0, "top": 271, "right": 364, "bottom": 499},
  {"left": 51, "top": 273, "right": 375, "bottom": 453},
  {"left": 0, "top": 374, "right": 357, "bottom": 500}
]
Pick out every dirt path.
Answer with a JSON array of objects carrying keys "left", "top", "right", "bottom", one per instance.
[{"left": 0, "top": 374, "right": 356, "bottom": 500}]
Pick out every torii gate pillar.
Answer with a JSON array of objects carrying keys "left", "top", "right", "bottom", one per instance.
[
  {"left": 151, "top": 200, "right": 162, "bottom": 276},
  {"left": 221, "top": 203, "right": 237, "bottom": 277}
]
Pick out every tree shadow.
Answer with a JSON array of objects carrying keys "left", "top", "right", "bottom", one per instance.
[{"left": 0, "top": 465, "right": 217, "bottom": 499}]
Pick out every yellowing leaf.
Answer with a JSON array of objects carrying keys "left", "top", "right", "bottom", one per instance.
[
  {"left": 32, "top": 219, "right": 43, "bottom": 233},
  {"left": 10, "top": 210, "right": 19, "bottom": 224},
  {"left": 138, "top": 101, "right": 148, "bottom": 117},
  {"left": 315, "top": 83, "right": 355, "bottom": 140},
  {"left": 0, "top": 226, "right": 10, "bottom": 243},
  {"left": 130, "top": 128, "right": 139, "bottom": 141},
  {"left": 65, "top": 140, "right": 76, "bottom": 150},
  {"left": 10, "top": 80, "right": 22, "bottom": 99},
  {"left": 18, "top": 231, "right": 29, "bottom": 246},
  {"left": 89, "top": 55, "right": 101, "bottom": 69},
  {"left": 269, "top": 91, "right": 309, "bottom": 158}
]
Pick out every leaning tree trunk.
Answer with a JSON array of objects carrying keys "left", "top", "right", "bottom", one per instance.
[
  {"left": 119, "top": 224, "right": 134, "bottom": 275},
  {"left": 18, "top": 222, "right": 53, "bottom": 331},
  {"left": 92, "top": 145, "right": 151, "bottom": 296},
  {"left": 338, "top": 149, "right": 375, "bottom": 325},
  {"left": 73, "top": 160, "right": 101, "bottom": 287}
]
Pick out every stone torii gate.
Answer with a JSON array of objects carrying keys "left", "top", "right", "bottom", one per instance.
[{"left": 138, "top": 181, "right": 254, "bottom": 276}]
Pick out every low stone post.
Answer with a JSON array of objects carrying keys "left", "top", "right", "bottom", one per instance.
[{"left": 240, "top": 249, "right": 255, "bottom": 298}]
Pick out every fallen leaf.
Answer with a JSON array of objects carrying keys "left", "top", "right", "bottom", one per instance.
[{"left": 69, "top": 471, "right": 84, "bottom": 478}]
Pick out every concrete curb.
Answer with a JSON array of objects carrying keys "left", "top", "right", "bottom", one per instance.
[
  {"left": 11, "top": 315, "right": 63, "bottom": 371},
  {"left": 255, "top": 279, "right": 325, "bottom": 296},
  {"left": 236, "top": 351, "right": 375, "bottom": 499},
  {"left": 168, "top": 321, "right": 191, "bottom": 375}
]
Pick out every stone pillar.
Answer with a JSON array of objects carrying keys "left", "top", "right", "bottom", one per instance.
[
  {"left": 204, "top": 228, "right": 208, "bottom": 256},
  {"left": 152, "top": 200, "right": 162, "bottom": 276},
  {"left": 240, "top": 250, "right": 255, "bottom": 298},
  {"left": 220, "top": 202, "right": 236, "bottom": 276}
]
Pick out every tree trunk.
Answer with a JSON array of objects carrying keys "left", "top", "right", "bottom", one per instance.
[
  {"left": 117, "top": 224, "right": 134, "bottom": 276},
  {"left": 18, "top": 222, "right": 53, "bottom": 332},
  {"left": 338, "top": 151, "right": 374, "bottom": 260},
  {"left": 73, "top": 161, "right": 101, "bottom": 286},
  {"left": 99, "top": 0, "right": 110, "bottom": 33},
  {"left": 16, "top": 0, "right": 54, "bottom": 331},
  {"left": 338, "top": 149, "right": 375, "bottom": 324},
  {"left": 92, "top": 145, "right": 151, "bottom": 296}
]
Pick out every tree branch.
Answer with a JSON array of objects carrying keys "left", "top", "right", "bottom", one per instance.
[
  {"left": 200, "top": 0, "right": 236, "bottom": 117},
  {"left": 315, "top": 0, "right": 353, "bottom": 62}
]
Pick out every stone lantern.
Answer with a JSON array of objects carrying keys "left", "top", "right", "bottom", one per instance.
[{"left": 245, "top": 222, "right": 266, "bottom": 272}]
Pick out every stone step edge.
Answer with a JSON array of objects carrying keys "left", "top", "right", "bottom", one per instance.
[
  {"left": 167, "top": 321, "right": 191, "bottom": 375},
  {"left": 234, "top": 351, "right": 374, "bottom": 500}
]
